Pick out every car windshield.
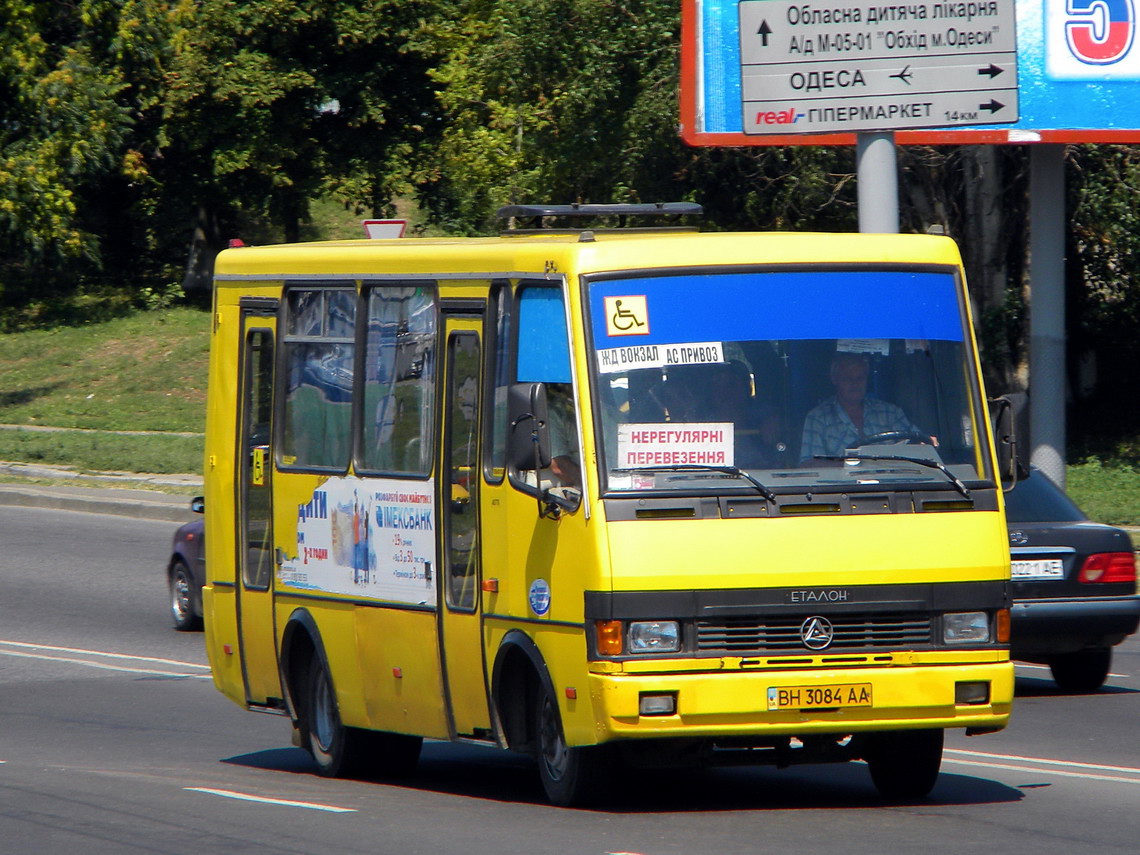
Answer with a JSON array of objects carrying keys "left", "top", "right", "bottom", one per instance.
[{"left": 586, "top": 267, "right": 992, "bottom": 495}]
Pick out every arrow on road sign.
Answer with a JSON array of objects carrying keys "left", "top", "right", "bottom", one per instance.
[
  {"left": 977, "top": 64, "right": 1004, "bottom": 78},
  {"left": 979, "top": 100, "right": 1005, "bottom": 113},
  {"left": 757, "top": 20, "right": 772, "bottom": 46}
]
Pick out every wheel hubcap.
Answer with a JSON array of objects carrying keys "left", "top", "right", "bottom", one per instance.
[
  {"left": 172, "top": 572, "right": 191, "bottom": 621},
  {"left": 539, "top": 695, "right": 569, "bottom": 782},
  {"left": 312, "top": 666, "right": 336, "bottom": 752}
]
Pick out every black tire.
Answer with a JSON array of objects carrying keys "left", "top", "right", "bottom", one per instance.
[
  {"left": 305, "top": 656, "right": 366, "bottom": 778},
  {"left": 169, "top": 560, "right": 202, "bottom": 632},
  {"left": 534, "top": 683, "right": 611, "bottom": 806},
  {"left": 303, "top": 656, "right": 422, "bottom": 779},
  {"left": 865, "top": 729, "right": 944, "bottom": 801},
  {"left": 1049, "top": 648, "right": 1112, "bottom": 693}
]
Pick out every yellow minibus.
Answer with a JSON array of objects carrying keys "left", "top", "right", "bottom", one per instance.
[{"left": 202, "top": 204, "right": 1014, "bottom": 805}]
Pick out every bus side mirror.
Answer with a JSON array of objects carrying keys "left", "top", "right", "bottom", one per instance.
[
  {"left": 508, "top": 382, "right": 552, "bottom": 472},
  {"left": 190, "top": 496, "right": 205, "bottom": 514},
  {"left": 988, "top": 396, "right": 1017, "bottom": 491}
]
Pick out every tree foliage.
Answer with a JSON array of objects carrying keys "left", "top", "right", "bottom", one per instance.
[
  {"left": 0, "top": 0, "right": 136, "bottom": 272},
  {"left": 2, "top": 0, "right": 1140, "bottom": 457},
  {"left": 1066, "top": 145, "right": 1140, "bottom": 462},
  {"left": 1, "top": 0, "right": 440, "bottom": 311},
  {"left": 415, "top": 0, "right": 856, "bottom": 233}
]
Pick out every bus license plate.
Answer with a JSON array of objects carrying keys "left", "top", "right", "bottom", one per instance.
[
  {"left": 1011, "top": 559, "right": 1064, "bottom": 579},
  {"left": 767, "top": 683, "right": 873, "bottom": 711}
]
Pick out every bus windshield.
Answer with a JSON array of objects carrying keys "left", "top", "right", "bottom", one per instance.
[{"left": 586, "top": 268, "right": 991, "bottom": 495}]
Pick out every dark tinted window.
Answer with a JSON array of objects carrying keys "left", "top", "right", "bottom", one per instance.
[{"left": 1004, "top": 468, "right": 1087, "bottom": 523}]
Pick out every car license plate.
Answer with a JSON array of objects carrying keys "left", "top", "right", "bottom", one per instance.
[
  {"left": 1011, "top": 558, "right": 1065, "bottom": 579},
  {"left": 767, "top": 683, "right": 872, "bottom": 711}
]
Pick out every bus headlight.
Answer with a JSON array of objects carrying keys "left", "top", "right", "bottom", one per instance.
[
  {"left": 943, "top": 611, "right": 991, "bottom": 644},
  {"left": 628, "top": 621, "right": 680, "bottom": 653}
]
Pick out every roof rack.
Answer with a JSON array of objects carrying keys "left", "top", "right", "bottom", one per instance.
[{"left": 496, "top": 202, "right": 703, "bottom": 235}]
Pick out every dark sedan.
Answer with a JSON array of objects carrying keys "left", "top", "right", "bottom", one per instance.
[
  {"left": 168, "top": 498, "right": 205, "bottom": 632},
  {"left": 1006, "top": 468, "right": 1139, "bottom": 691}
]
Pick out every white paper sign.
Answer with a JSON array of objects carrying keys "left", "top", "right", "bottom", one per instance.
[
  {"left": 597, "top": 341, "right": 724, "bottom": 374},
  {"left": 616, "top": 422, "right": 735, "bottom": 468}
]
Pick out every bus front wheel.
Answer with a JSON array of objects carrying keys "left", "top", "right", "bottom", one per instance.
[
  {"left": 534, "top": 684, "right": 610, "bottom": 806},
  {"left": 864, "top": 728, "right": 943, "bottom": 801}
]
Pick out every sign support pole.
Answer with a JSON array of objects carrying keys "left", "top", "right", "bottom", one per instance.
[
  {"left": 1028, "top": 143, "right": 1067, "bottom": 487},
  {"left": 857, "top": 132, "right": 899, "bottom": 234}
]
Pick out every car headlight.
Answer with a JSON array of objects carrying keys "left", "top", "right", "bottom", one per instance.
[
  {"left": 943, "top": 611, "right": 991, "bottom": 644},
  {"left": 628, "top": 621, "right": 681, "bottom": 653}
]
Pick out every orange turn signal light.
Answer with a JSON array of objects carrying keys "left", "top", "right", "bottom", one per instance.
[
  {"left": 596, "top": 620, "right": 623, "bottom": 656},
  {"left": 996, "top": 608, "right": 1011, "bottom": 644}
]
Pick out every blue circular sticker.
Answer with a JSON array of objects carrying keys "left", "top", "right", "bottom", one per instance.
[{"left": 528, "top": 579, "right": 551, "bottom": 617}]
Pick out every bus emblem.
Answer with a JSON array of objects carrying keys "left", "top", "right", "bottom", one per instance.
[
  {"left": 800, "top": 616, "right": 835, "bottom": 650},
  {"left": 529, "top": 579, "right": 552, "bottom": 616}
]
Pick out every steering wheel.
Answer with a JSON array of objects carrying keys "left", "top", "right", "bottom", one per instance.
[{"left": 851, "top": 430, "right": 930, "bottom": 447}]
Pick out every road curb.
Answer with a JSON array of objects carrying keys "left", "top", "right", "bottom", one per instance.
[
  {"left": 0, "top": 460, "right": 202, "bottom": 523},
  {"left": 0, "top": 484, "right": 200, "bottom": 523}
]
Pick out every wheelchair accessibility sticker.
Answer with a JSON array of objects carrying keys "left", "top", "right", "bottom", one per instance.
[{"left": 605, "top": 295, "right": 650, "bottom": 337}]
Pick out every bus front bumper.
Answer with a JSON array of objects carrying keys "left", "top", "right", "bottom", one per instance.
[{"left": 583, "top": 659, "right": 1013, "bottom": 742}]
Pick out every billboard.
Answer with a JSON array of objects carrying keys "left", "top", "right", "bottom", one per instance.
[{"left": 682, "top": 0, "right": 1140, "bottom": 144}]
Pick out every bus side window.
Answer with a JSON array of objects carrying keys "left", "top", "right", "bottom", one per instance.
[
  {"left": 513, "top": 285, "right": 580, "bottom": 491},
  {"left": 280, "top": 287, "right": 355, "bottom": 471},
  {"left": 360, "top": 285, "right": 437, "bottom": 475},
  {"left": 484, "top": 283, "right": 512, "bottom": 484}
]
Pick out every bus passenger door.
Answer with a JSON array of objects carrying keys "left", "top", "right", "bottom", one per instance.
[
  {"left": 439, "top": 316, "right": 492, "bottom": 737},
  {"left": 237, "top": 309, "right": 282, "bottom": 707}
]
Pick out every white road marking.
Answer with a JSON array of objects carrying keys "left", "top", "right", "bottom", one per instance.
[
  {"left": 944, "top": 748, "right": 1140, "bottom": 785},
  {"left": 0, "top": 640, "right": 210, "bottom": 668},
  {"left": 0, "top": 639, "right": 210, "bottom": 678},
  {"left": 185, "top": 788, "right": 356, "bottom": 813},
  {"left": 0, "top": 649, "right": 211, "bottom": 678},
  {"left": 1014, "top": 661, "right": 1128, "bottom": 679}
]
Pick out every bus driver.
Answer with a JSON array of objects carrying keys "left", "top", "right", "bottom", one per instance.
[{"left": 799, "top": 351, "right": 924, "bottom": 463}]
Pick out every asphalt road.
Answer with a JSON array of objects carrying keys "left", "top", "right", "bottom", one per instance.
[{"left": 2, "top": 504, "right": 1138, "bottom": 855}]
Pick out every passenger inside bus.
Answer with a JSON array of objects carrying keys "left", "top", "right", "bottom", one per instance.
[
  {"left": 543, "top": 382, "right": 582, "bottom": 489},
  {"left": 799, "top": 351, "right": 926, "bottom": 463},
  {"left": 657, "top": 362, "right": 789, "bottom": 470}
]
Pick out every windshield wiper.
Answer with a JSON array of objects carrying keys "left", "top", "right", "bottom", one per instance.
[
  {"left": 813, "top": 454, "right": 972, "bottom": 499},
  {"left": 613, "top": 464, "right": 776, "bottom": 502}
]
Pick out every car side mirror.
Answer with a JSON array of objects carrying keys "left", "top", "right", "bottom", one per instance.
[
  {"left": 508, "top": 382, "right": 552, "bottom": 472},
  {"left": 988, "top": 396, "right": 1017, "bottom": 491}
]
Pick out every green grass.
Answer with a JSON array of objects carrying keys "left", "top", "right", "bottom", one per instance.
[
  {"left": 0, "top": 305, "right": 208, "bottom": 477},
  {"left": 0, "top": 428, "right": 203, "bottom": 475},
  {"left": 0, "top": 306, "right": 210, "bottom": 432},
  {"left": 1066, "top": 461, "right": 1140, "bottom": 528}
]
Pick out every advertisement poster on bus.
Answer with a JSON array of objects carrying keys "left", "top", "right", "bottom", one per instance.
[{"left": 278, "top": 476, "right": 437, "bottom": 606}]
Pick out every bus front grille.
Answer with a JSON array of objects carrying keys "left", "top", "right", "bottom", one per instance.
[{"left": 696, "top": 613, "right": 932, "bottom": 653}]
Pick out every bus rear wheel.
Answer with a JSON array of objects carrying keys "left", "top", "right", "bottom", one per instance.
[
  {"left": 864, "top": 728, "right": 943, "bottom": 801},
  {"left": 534, "top": 684, "right": 610, "bottom": 806},
  {"left": 303, "top": 656, "right": 422, "bottom": 779},
  {"left": 305, "top": 656, "right": 359, "bottom": 778}
]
